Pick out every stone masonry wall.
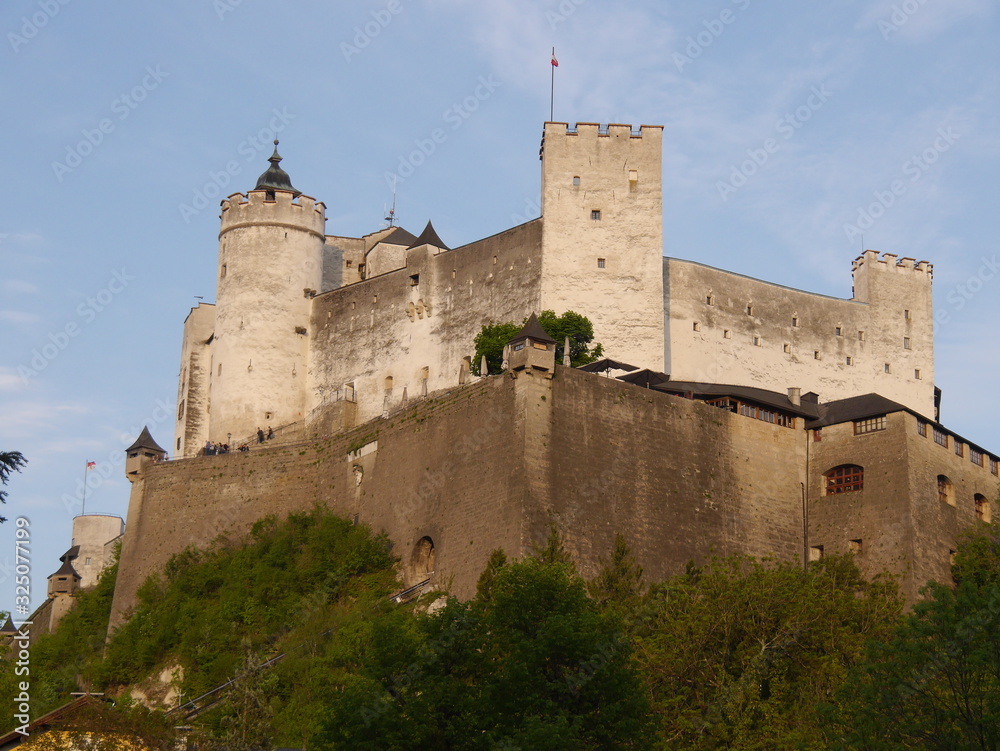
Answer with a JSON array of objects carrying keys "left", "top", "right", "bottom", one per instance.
[
  {"left": 544, "top": 367, "right": 808, "bottom": 581},
  {"left": 110, "top": 377, "right": 524, "bottom": 632}
]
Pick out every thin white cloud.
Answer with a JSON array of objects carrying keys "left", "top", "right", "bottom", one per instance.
[
  {"left": 0, "top": 368, "right": 26, "bottom": 393},
  {"left": 1, "top": 280, "right": 40, "bottom": 295},
  {"left": 857, "top": 0, "right": 992, "bottom": 42},
  {"left": 0, "top": 310, "right": 41, "bottom": 325}
]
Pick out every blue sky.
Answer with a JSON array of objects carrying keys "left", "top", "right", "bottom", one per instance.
[{"left": 2, "top": 0, "right": 998, "bottom": 613}]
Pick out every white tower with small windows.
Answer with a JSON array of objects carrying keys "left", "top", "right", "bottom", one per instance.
[
  {"left": 210, "top": 142, "right": 327, "bottom": 444},
  {"left": 538, "top": 122, "right": 665, "bottom": 371}
]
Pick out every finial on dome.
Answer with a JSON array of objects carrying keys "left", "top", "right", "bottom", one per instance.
[{"left": 254, "top": 139, "right": 301, "bottom": 197}]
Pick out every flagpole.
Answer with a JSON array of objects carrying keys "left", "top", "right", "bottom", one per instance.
[
  {"left": 550, "top": 47, "right": 555, "bottom": 121},
  {"left": 81, "top": 461, "right": 88, "bottom": 516}
]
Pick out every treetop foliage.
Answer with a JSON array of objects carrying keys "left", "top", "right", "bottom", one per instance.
[{"left": 471, "top": 310, "right": 603, "bottom": 375}]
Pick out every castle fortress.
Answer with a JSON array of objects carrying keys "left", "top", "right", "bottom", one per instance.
[{"left": 103, "top": 121, "right": 997, "bottom": 631}]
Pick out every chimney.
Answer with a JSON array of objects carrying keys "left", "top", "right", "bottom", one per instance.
[{"left": 787, "top": 387, "right": 801, "bottom": 407}]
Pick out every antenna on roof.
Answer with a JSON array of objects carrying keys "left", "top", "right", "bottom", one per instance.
[{"left": 384, "top": 175, "right": 398, "bottom": 228}]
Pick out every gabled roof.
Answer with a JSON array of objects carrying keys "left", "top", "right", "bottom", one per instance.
[
  {"left": 378, "top": 227, "right": 418, "bottom": 247},
  {"left": 126, "top": 426, "right": 166, "bottom": 454},
  {"left": 0, "top": 696, "right": 102, "bottom": 747},
  {"left": 617, "top": 369, "right": 670, "bottom": 388},
  {"left": 649, "top": 381, "right": 822, "bottom": 419},
  {"left": 408, "top": 221, "right": 449, "bottom": 250},
  {"left": 805, "top": 394, "right": 909, "bottom": 429},
  {"left": 508, "top": 313, "right": 556, "bottom": 346},
  {"left": 0, "top": 616, "right": 17, "bottom": 635}
]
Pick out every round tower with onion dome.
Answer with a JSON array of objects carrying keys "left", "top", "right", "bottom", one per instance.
[{"left": 210, "top": 142, "right": 327, "bottom": 444}]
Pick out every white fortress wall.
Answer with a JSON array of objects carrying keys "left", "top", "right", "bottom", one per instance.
[
  {"left": 663, "top": 251, "right": 934, "bottom": 417},
  {"left": 306, "top": 219, "right": 544, "bottom": 427}
]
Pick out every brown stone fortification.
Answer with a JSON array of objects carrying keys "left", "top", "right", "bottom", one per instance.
[{"left": 109, "top": 365, "right": 811, "bottom": 634}]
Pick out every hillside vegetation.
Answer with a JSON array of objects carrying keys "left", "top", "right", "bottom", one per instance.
[{"left": 3, "top": 510, "right": 1000, "bottom": 749}]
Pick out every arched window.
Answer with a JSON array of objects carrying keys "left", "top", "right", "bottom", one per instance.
[
  {"left": 825, "top": 465, "right": 864, "bottom": 495},
  {"left": 938, "top": 475, "right": 955, "bottom": 506},
  {"left": 975, "top": 494, "right": 991, "bottom": 523}
]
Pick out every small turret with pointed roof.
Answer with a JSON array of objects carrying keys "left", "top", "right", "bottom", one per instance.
[
  {"left": 125, "top": 426, "right": 166, "bottom": 482},
  {"left": 408, "top": 221, "right": 449, "bottom": 250},
  {"left": 48, "top": 558, "right": 81, "bottom": 598},
  {"left": 506, "top": 313, "right": 557, "bottom": 377},
  {"left": 254, "top": 140, "right": 301, "bottom": 197}
]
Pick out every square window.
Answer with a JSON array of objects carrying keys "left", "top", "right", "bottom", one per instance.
[
  {"left": 346, "top": 260, "right": 353, "bottom": 268},
  {"left": 753, "top": 336, "right": 761, "bottom": 346},
  {"left": 783, "top": 343, "right": 791, "bottom": 354},
  {"left": 846, "top": 356, "right": 854, "bottom": 366},
  {"left": 849, "top": 539, "right": 862, "bottom": 554},
  {"left": 597, "top": 258, "right": 606, "bottom": 269},
  {"left": 903, "top": 337, "right": 911, "bottom": 349},
  {"left": 814, "top": 350, "right": 822, "bottom": 360},
  {"left": 904, "top": 309, "right": 911, "bottom": 320},
  {"left": 858, "top": 330, "right": 865, "bottom": 341},
  {"left": 915, "top": 369, "right": 921, "bottom": 379},
  {"left": 573, "top": 176, "right": 581, "bottom": 187},
  {"left": 591, "top": 209, "right": 602, "bottom": 220},
  {"left": 693, "top": 322, "right": 701, "bottom": 332},
  {"left": 792, "top": 316, "right": 799, "bottom": 327},
  {"left": 409, "top": 274, "right": 419, "bottom": 286},
  {"left": 723, "top": 329, "right": 731, "bottom": 339},
  {"left": 809, "top": 545, "right": 824, "bottom": 562},
  {"left": 884, "top": 363, "right": 891, "bottom": 374},
  {"left": 706, "top": 294, "right": 714, "bottom": 306},
  {"left": 956, "top": 442, "right": 965, "bottom": 458},
  {"left": 917, "top": 420, "right": 927, "bottom": 437},
  {"left": 835, "top": 326, "right": 843, "bottom": 336}
]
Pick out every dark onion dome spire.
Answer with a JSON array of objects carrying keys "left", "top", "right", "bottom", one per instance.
[{"left": 254, "top": 140, "right": 301, "bottom": 197}]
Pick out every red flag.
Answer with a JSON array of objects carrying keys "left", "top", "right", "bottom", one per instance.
[
  {"left": 86, "top": 461, "right": 96, "bottom": 470},
  {"left": 551, "top": 54, "right": 559, "bottom": 67}
]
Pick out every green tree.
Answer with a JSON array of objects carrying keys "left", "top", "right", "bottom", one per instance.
[
  {"left": 0, "top": 450, "right": 27, "bottom": 523},
  {"left": 588, "top": 533, "right": 645, "bottom": 613},
  {"left": 636, "top": 554, "right": 901, "bottom": 750},
  {"left": 313, "top": 555, "right": 650, "bottom": 749},
  {"left": 471, "top": 320, "right": 521, "bottom": 376},
  {"left": 830, "top": 528, "right": 1000, "bottom": 750},
  {"left": 471, "top": 311, "right": 603, "bottom": 376},
  {"left": 534, "top": 524, "right": 572, "bottom": 565},
  {"left": 538, "top": 309, "right": 603, "bottom": 367}
]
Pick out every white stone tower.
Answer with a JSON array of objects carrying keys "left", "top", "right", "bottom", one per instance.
[
  {"left": 539, "top": 122, "right": 665, "bottom": 371},
  {"left": 210, "top": 142, "right": 327, "bottom": 443}
]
